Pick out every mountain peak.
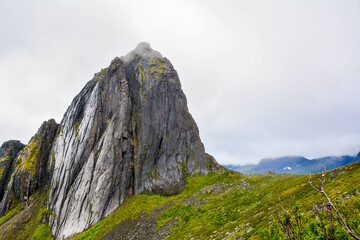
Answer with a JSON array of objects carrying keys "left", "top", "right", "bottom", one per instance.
[
  {"left": 122, "top": 42, "right": 163, "bottom": 62},
  {"left": 45, "top": 44, "right": 219, "bottom": 239},
  {"left": 135, "top": 42, "right": 152, "bottom": 51},
  {"left": 0, "top": 43, "right": 220, "bottom": 239}
]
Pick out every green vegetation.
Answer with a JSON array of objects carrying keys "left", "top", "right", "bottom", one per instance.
[
  {"left": 135, "top": 57, "right": 169, "bottom": 84},
  {"left": 0, "top": 202, "right": 21, "bottom": 225},
  {"left": 27, "top": 206, "right": 53, "bottom": 240},
  {"left": 70, "top": 163, "right": 360, "bottom": 240},
  {"left": 0, "top": 189, "right": 53, "bottom": 240},
  {"left": 16, "top": 131, "right": 43, "bottom": 176},
  {"left": 72, "top": 195, "right": 171, "bottom": 240},
  {"left": 0, "top": 164, "right": 5, "bottom": 176},
  {"left": 264, "top": 167, "right": 360, "bottom": 240},
  {"left": 31, "top": 223, "right": 53, "bottom": 240},
  {"left": 149, "top": 57, "right": 168, "bottom": 77},
  {"left": 1, "top": 162, "right": 359, "bottom": 239},
  {"left": 73, "top": 119, "right": 81, "bottom": 138},
  {"left": 95, "top": 68, "right": 108, "bottom": 82}
]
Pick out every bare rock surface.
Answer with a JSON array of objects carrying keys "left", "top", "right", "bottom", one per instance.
[
  {"left": 48, "top": 43, "right": 220, "bottom": 239},
  {"left": 0, "top": 119, "right": 58, "bottom": 216},
  {"left": 0, "top": 140, "right": 24, "bottom": 202}
]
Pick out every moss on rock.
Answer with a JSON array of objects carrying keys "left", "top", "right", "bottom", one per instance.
[{"left": 0, "top": 120, "right": 58, "bottom": 217}]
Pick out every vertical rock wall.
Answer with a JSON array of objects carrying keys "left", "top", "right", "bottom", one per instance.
[
  {"left": 0, "top": 119, "right": 58, "bottom": 215},
  {"left": 0, "top": 140, "right": 24, "bottom": 203},
  {"left": 48, "top": 43, "right": 219, "bottom": 239}
]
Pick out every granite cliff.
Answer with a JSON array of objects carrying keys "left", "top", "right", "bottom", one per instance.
[
  {"left": 0, "top": 43, "right": 220, "bottom": 239},
  {"left": 0, "top": 120, "right": 58, "bottom": 216},
  {"left": 0, "top": 140, "right": 25, "bottom": 204},
  {"left": 0, "top": 43, "right": 359, "bottom": 240}
]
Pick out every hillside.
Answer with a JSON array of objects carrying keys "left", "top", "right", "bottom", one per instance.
[
  {"left": 1, "top": 161, "right": 359, "bottom": 239},
  {"left": 225, "top": 154, "right": 360, "bottom": 174},
  {"left": 0, "top": 43, "right": 359, "bottom": 239},
  {"left": 72, "top": 161, "right": 360, "bottom": 239}
]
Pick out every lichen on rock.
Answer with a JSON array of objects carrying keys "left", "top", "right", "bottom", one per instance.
[
  {"left": 0, "top": 119, "right": 58, "bottom": 216},
  {"left": 47, "top": 43, "right": 220, "bottom": 239},
  {"left": 0, "top": 140, "right": 24, "bottom": 203}
]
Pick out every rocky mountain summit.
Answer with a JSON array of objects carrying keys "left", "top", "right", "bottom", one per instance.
[
  {"left": 0, "top": 43, "right": 219, "bottom": 239},
  {"left": 0, "top": 43, "right": 359, "bottom": 240}
]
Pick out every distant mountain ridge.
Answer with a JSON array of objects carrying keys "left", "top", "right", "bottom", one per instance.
[{"left": 225, "top": 153, "right": 360, "bottom": 174}]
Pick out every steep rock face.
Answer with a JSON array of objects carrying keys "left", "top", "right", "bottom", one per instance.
[
  {"left": 0, "top": 119, "right": 58, "bottom": 215},
  {"left": 48, "top": 43, "right": 219, "bottom": 239},
  {"left": 0, "top": 140, "right": 24, "bottom": 202},
  {"left": 13, "top": 119, "right": 59, "bottom": 200}
]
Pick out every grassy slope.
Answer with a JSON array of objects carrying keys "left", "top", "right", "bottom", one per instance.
[
  {"left": 72, "top": 162, "right": 360, "bottom": 240},
  {"left": 0, "top": 188, "right": 53, "bottom": 240},
  {"left": 1, "top": 162, "right": 359, "bottom": 239}
]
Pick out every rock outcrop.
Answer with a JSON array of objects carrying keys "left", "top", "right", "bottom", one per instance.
[
  {"left": 13, "top": 119, "right": 59, "bottom": 200},
  {"left": 0, "top": 119, "right": 58, "bottom": 215},
  {"left": 48, "top": 43, "right": 219, "bottom": 239},
  {"left": 0, "top": 140, "right": 24, "bottom": 202}
]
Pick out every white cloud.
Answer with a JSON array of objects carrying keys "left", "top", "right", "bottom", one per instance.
[{"left": 0, "top": 0, "right": 359, "bottom": 164}]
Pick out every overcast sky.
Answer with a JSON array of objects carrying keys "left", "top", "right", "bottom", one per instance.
[{"left": 1, "top": 0, "right": 359, "bottom": 165}]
